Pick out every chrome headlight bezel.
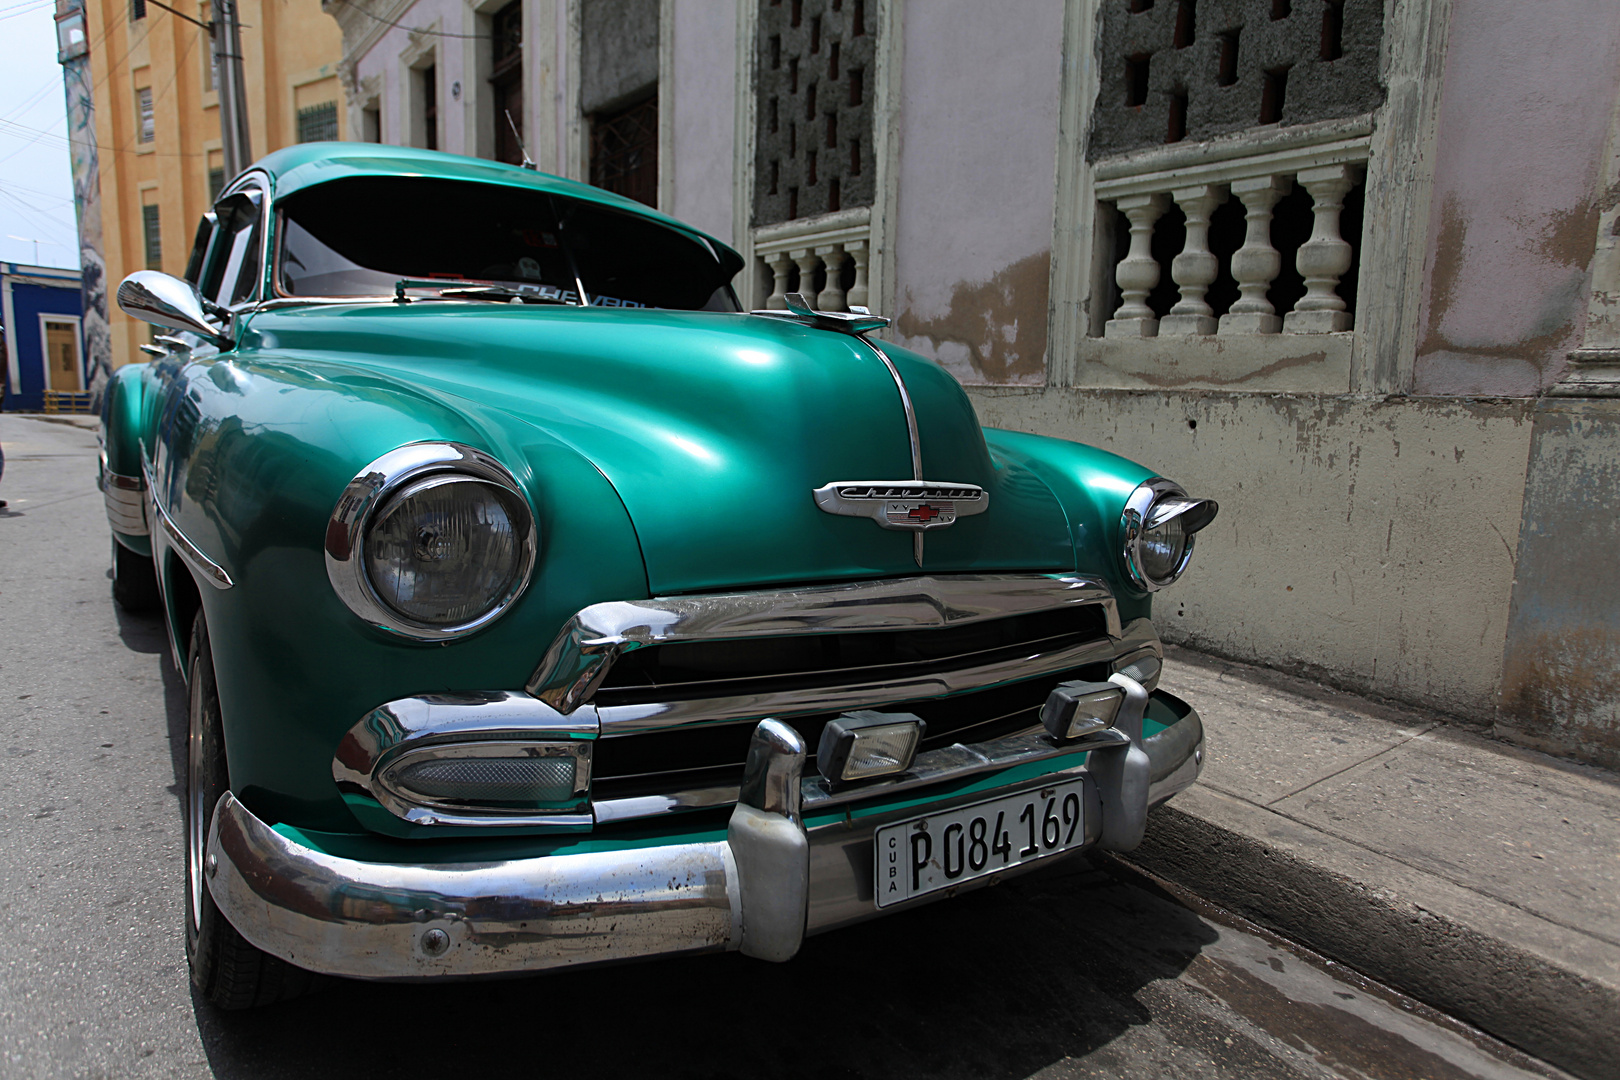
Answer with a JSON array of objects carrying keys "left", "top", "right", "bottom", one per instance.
[
  {"left": 1120, "top": 477, "right": 1217, "bottom": 593},
  {"left": 325, "top": 442, "right": 538, "bottom": 641}
]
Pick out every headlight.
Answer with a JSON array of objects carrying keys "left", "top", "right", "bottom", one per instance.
[
  {"left": 326, "top": 443, "right": 538, "bottom": 639},
  {"left": 1120, "top": 478, "right": 1218, "bottom": 592}
]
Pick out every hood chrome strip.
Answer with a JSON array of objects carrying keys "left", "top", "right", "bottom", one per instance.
[{"left": 854, "top": 335, "right": 927, "bottom": 567}]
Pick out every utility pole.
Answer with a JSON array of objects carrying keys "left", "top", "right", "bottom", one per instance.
[
  {"left": 53, "top": 0, "right": 111, "bottom": 400},
  {"left": 213, "top": 0, "right": 251, "bottom": 178}
]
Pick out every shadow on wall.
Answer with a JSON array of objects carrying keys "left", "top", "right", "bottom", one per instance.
[{"left": 895, "top": 251, "right": 1052, "bottom": 386}]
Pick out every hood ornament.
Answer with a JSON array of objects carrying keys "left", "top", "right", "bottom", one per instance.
[{"left": 751, "top": 292, "right": 891, "bottom": 336}]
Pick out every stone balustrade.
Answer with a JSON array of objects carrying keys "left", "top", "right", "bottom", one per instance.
[
  {"left": 1094, "top": 127, "right": 1369, "bottom": 340},
  {"left": 752, "top": 206, "right": 873, "bottom": 312}
]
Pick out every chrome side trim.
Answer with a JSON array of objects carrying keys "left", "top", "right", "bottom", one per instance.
[
  {"left": 593, "top": 633, "right": 1122, "bottom": 736},
  {"left": 324, "top": 442, "right": 538, "bottom": 642},
  {"left": 528, "top": 573, "right": 1121, "bottom": 715},
  {"left": 335, "top": 691, "right": 599, "bottom": 829},
  {"left": 100, "top": 457, "right": 149, "bottom": 536},
  {"left": 145, "top": 466, "right": 233, "bottom": 589}
]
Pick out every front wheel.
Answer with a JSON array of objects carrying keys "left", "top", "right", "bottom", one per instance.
[{"left": 184, "top": 608, "right": 319, "bottom": 1009}]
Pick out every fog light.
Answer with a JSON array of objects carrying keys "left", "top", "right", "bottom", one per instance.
[
  {"left": 379, "top": 741, "right": 590, "bottom": 808},
  {"left": 816, "top": 711, "right": 925, "bottom": 783},
  {"left": 1040, "top": 681, "right": 1126, "bottom": 741}
]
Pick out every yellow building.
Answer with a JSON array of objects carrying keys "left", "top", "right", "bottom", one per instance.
[{"left": 83, "top": 0, "right": 345, "bottom": 367}]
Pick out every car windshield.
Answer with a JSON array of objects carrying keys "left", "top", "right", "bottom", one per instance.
[{"left": 275, "top": 176, "right": 740, "bottom": 311}]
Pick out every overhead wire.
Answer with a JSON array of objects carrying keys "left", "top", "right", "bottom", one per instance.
[{"left": 331, "top": 0, "right": 489, "bottom": 39}]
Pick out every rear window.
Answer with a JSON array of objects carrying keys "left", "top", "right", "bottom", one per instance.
[{"left": 275, "top": 176, "right": 740, "bottom": 311}]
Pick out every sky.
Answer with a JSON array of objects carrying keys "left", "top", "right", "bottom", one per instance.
[{"left": 0, "top": 0, "right": 81, "bottom": 270}]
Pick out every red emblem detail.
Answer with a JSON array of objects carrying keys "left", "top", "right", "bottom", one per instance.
[{"left": 908, "top": 504, "right": 942, "bottom": 523}]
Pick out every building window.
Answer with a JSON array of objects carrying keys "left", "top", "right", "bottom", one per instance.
[
  {"left": 208, "top": 167, "right": 224, "bottom": 202},
  {"left": 142, "top": 203, "right": 162, "bottom": 269},
  {"left": 130, "top": 0, "right": 146, "bottom": 19},
  {"left": 297, "top": 101, "right": 339, "bottom": 143},
  {"left": 420, "top": 65, "right": 438, "bottom": 150},
  {"left": 43, "top": 320, "right": 82, "bottom": 392},
  {"left": 137, "top": 87, "right": 154, "bottom": 143},
  {"left": 589, "top": 95, "right": 658, "bottom": 207},
  {"left": 362, "top": 104, "right": 381, "bottom": 142},
  {"left": 202, "top": 8, "right": 218, "bottom": 92},
  {"left": 490, "top": 0, "right": 524, "bottom": 164}
]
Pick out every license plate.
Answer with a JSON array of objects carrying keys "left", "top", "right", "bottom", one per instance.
[{"left": 873, "top": 778, "right": 1087, "bottom": 908}]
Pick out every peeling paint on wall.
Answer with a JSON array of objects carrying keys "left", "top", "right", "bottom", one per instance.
[
  {"left": 1413, "top": 0, "right": 1620, "bottom": 395},
  {"left": 895, "top": 252, "right": 1051, "bottom": 386}
]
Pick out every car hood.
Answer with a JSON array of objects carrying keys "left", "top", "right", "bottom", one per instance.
[{"left": 243, "top": 304, "right": 1074, "bottom": 594}]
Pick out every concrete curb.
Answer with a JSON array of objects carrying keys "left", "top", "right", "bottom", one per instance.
[{"left": 1117, "top": 790, "right": 1619, "bottom": 1080}]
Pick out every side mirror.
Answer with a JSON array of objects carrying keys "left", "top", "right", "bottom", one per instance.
[{"left": 116, "top": 270, "right": 233, "bottom": 349}]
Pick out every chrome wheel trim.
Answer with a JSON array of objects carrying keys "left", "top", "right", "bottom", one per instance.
[{"left": 187, "top": 650, "right": 206, "bottom": 932}]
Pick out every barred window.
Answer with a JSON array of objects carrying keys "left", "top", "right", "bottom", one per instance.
[
  {"left": 137, "top": 87, "right": 154, "bottom": 143},
  {"left": 297, "top": 101, "right": 339, "bottom": 143},
  {"left": 130, "top": 0, "right": 146, "bottom": 19},
  {"left": 142, "top": 204, "right": 162, "bottom": 269},
  {"left": 208, "top": 167, "right": 224, "bottom": 202}
]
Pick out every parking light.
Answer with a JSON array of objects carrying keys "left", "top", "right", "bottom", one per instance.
[
  {"left": 816, "top": 711, "right": 926, "bottom": 783},
  {"left": 1040, "top": 680, "right": 1126, "bottom": 741}
]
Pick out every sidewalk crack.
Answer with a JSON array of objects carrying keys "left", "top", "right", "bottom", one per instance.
[{"left": 1262, "top": 723, "right": 1439, "bottom": 806}]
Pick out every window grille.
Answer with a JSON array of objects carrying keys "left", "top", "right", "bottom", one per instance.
[
  {"left": 130, "top": 0, "right": 146, "bottom": 19},
  {"left": 142, "top": 204, "right": 162, "bottom": 269},
  {"left": 208, "top": 168, "right": 224, "bottom": 202},
  {"left": 590, "top": 96, "right": 658, "bottom": 207},
  {"left": 137, "top": 87, "right": 154, "bottom": 143},
  {"left": 297, "top": 101, "right": 339, "bottom": 143}
]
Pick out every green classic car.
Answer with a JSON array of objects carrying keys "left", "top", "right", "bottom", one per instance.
[{"left": 101, "top": 142, "right": 1216, "bottom": 1008}]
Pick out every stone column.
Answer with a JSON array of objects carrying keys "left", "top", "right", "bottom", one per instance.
[
  {"left": 817, "top": 245, "right": 849, "bottom": 312},
  {"left": 1220, "top": 175, "right": 1291, "bottom": 335},
  {"left": 1106, "top": 193, "right": 1170, "bottom": 339},
  {"left": 1284, "top": 164, "right": 1356, "bottom": 333},
  {"left": 846, "top": 239, "right": 870, "bottom": 311},
  {"left": 791, "top": 248, "right": 823, "bottom": 310},
  {"left": 1161, "top": 184, "right": 1228, "bottom": 336},
  {"left": 764, "top": 252, "right": 793, "bottom": 310}
]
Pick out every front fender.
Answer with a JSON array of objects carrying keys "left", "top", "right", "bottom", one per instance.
[
  {"left": 982, "top": 427, "right": 1155, "bottom": 622},
  {"left": 160, "top": 352, "right": 649, "bottom": 833}
]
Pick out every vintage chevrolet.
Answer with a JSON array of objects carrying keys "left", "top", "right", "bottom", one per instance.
[{"left": 100, "top": 142, "right": 1217, "bottom": 1008}]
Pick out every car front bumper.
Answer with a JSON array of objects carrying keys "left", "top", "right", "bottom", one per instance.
[{"left": 205, "top": 689, "right": 1203, "bottom": 981}]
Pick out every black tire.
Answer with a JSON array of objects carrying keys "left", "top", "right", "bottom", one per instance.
[
  {"left": 111, "top": 539, "right": 161, "bottom": 612},
  {"left": 184, "top": 609, "right": 319, "bottom": 1009}
]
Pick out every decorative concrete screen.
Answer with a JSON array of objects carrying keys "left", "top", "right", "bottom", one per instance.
[
  {"left": 1090, "top": 0, "right": 1385, "bottom": 157},
  {"left": 750, "top": 0, "right": 879, "bottom": 312}
]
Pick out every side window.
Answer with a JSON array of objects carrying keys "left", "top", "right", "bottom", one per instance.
[
  {"left": 182, "top": 211, "right": 217, "bottom": 285},
  {"left": 198, "top": 189, "right": 264, "bottom": 307}
]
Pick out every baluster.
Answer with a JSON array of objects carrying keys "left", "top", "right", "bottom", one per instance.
[
  {"left": 1284, "top": 164, "right": 1355, "bottom": 333},
  {"left": 1161, "top": 184, "right": 1228, "bottom": 336},
  {"left": 764, "top": 252, "right": 793, "bottom": 309},
  {"left": 792, "top": 248, "right": 823, "bottom": 310},
  {"left": 817, "top": 244, "right": 849, "bottom": 311},
  {"left": 1220, "top": 174, "right": 1291, "bottom": 334},
  {"left": 845, "top": 239, "right": 870, "bottom": 310},
  {"left": 1106, "top": 193, "right": 1170, "bottom": 338}
]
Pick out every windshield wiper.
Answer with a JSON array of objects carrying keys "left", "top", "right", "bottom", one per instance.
[{"left": 393, "top": 279, "right": 580, "bottom": 305}]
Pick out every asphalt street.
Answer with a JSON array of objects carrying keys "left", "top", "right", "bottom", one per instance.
[{"left": 0, "top": 413, "right": 1571, "bottom": 1080}]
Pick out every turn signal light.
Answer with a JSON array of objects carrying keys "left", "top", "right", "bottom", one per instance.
[
  {"left": 817, "top": 711, "right": 926, "bottom": 783},
  {"left": 1040, "top": 681, "right": 1126, "bottom": 741}
]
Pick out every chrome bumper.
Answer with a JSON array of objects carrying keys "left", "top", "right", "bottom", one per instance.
[{"left": 206, "top": 694, "right": 1203, "bottom": 980}]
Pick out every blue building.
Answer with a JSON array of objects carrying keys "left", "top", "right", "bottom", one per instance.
[{"left": 2, "top": 262, "right": 85, "bottom": 412}]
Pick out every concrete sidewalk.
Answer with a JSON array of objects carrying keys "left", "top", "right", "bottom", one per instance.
[{"left": 1127, "top": 646, "right": 1620, "bottom": 1080}]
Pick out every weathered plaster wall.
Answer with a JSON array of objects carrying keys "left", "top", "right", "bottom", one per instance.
[
  {"left": 668, "top": 1, "right": 736, "bottom": 244},
  {"left": 888, "top": 0, "right": 1065, "bottom": 387},
  {"left": 969, "top": 387, "right": 1534, "bottom": 720},
  {"left": 580, "top": 0, "right": 659, "bottom": 114},
  {"left": 1413, "top": 0, "right": 1620, "bottom": 395},
  {"left": 1498, "top": 399, "right": 1620, "bottom": 770}
]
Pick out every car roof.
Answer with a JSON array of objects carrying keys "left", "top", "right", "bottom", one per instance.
[{"left": 252, "top": 142, "right": 743, "bottom": 272}]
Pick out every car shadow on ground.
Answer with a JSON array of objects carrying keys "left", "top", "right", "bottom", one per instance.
[{"left": 187, "top": 854, "right": 1216, "bottom": 1080}]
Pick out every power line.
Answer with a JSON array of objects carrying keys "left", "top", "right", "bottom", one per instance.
[{"left": 332, "top": 0, "right": 489, "bottom": 40}]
